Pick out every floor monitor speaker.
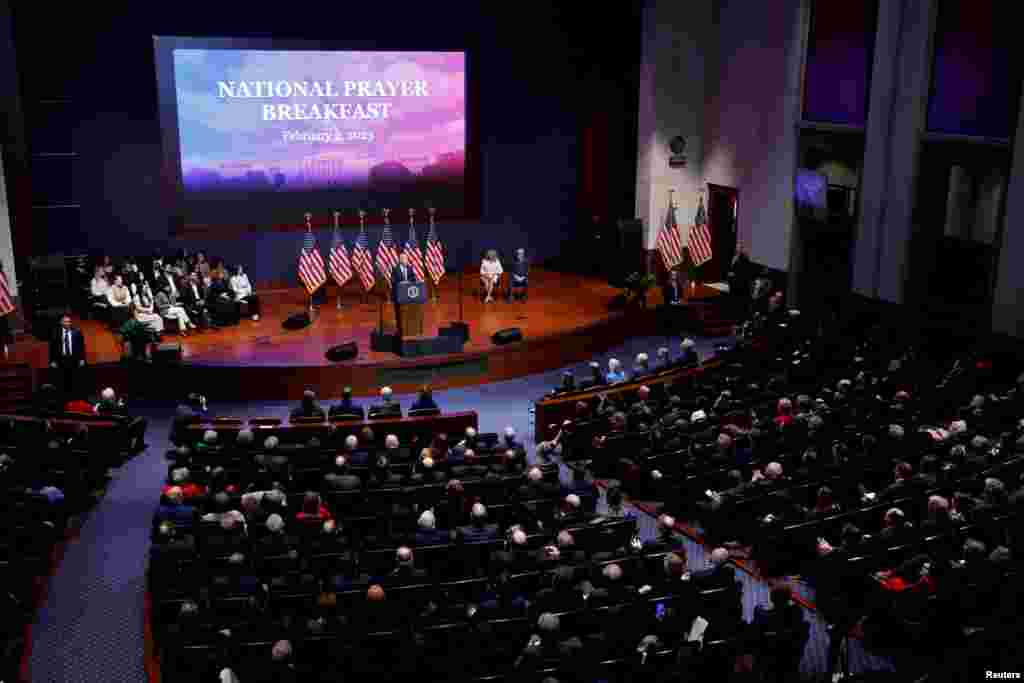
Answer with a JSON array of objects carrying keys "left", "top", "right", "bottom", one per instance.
[
  {"left": 282, "top": 312, "right": 311, "bottom": 330},
  {"left": 325, "top": 341, "right": 358, "bottom": 362},
  {"left": 153, "top": 342, "right": 182, "bottom": 363},
  {"left": 492, "top": 327, "right": 523, "bottom": 345}
]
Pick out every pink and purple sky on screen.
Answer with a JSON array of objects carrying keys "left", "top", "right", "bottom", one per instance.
[{"left": 174, "top": 50, "right": 466, "bottom": 181}]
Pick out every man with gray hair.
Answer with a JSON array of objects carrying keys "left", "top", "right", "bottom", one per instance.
[
  {"left": 387, "top": 546, "right": 427, "bottom": 584},
  {"left": 415, "top": 509, "right": 453, "bottom": 546},
  {"left": 516, "top": 612, "right": 583, "bottom": 672}
]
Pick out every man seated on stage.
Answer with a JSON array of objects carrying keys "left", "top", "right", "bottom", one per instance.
[
  {"left": 180, "top": 272, "right": 212, "bottom": 329},
  {"left": 206, "top": 271, "right": 238, "bottom": 326},
  {"left": 507, "top": 248, "right": 529, "bottom": 302},
  {"left": 480, "top": 249, "right": 503, "bottom": 303},
  {"left": 662, "top": 269, "right": 684, "bottom": 305},
  {"left": 329, "top": 386, "right": 364, "bottom": 420},
  {"left": 229, "top": 265, "right": 261, "bottom": 321},
  {"left": 291, "top": 389, "right": 326, "bottom": 421},
  {"left": 369, "top": 386, "right": 402, "bottom": 418}
]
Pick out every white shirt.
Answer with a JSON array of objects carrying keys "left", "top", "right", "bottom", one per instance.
[
  {"left": 107, "top": 285, "right": 132, "bottom": 307},
  {"left": 480, "top": 258, "right": 503, "bottom": 278},
  {"left": 230, "top": 273, "right": 252, "bottom": 300},
  {"left": 62, "top": 328, "right": 73, "bottom": 356}
]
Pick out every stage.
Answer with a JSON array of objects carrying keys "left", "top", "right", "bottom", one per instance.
[{"left": 7, "top": 269, "right": 730, "bottom": 401}]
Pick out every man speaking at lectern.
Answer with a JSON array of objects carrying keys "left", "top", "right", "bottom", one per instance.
[
  {"left": 391, "top": 252, "right": 416, "bottom": 294},
  {"left": 391, "top": 252, "right": 422, "bottom": 337}
]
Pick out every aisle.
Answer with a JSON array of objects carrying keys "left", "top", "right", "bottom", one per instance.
[{"left": 27, "top": 420, "right": 170, "bottom": 683}]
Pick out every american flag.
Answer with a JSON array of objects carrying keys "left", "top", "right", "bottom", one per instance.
[
  {"left": 298, "top": 229, "right": 327, "bottom": 294},
  {"left": 656, "top": 200, "right": 685, "bottom": 269},
  {"left": 425, "top": 219, "right": 445, "bottom": 285},
  {"left": 0, "top": 270, "right": 14, "bottom": 318},
  {"left": 352, "top": 223, "right": 375, "bottom": 291},
  {"left": 688, "top": 197, "right": 713, "bottom": 267},
  {"left": 375, "top": 218, "right": 400, "bottom": 287},
  {"left": 328, "top": 227, "right": 352, "bottom": 288},
  {"left": 403, "top": 224, "right": 426, "bottom": 281}
]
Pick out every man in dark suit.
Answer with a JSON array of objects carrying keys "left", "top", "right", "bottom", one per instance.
[
  {"left": 290, "top": 389, "right": 326, "bottom": 420},
  {"left": 410, "top": 386, "right": 439, "bottom": 413},
  {"left": 507, "top": 248, "right": 529, "bottom": 301},
  {"left": 457, "top": 503, "right": 500, "bottom": 542},
  {"left": 662, "top": 269, "right": 684, "bottom": 305},
  {"left": 49, "top": 315, "right": 86, "bottom": 396},
  {"left": 691, "top": 547, "right": 736, "bottom": 588},
  {"left": 180, "top": 272, "right": 212, "bottom": 329},
  {"left": 370, "top": 386, "right": 402, "bottom": 418},
  {"left": 390, "top": 252, "right": 417, "bottom": 293},
  {"left": 330, "top": 386, "right": 364, "bottom": 419},
  {"left": 384, "top": 546, "right": 428, "bottom": 585}
]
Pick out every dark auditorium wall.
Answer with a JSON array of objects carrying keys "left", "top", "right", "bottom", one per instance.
[{"left": 9, "top": 2, "right": 641, "bottom": 286}]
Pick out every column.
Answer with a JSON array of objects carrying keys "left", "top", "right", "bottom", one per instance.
[
  {"left": 634, "top": 0, "right": 713, "bottom": 253},
  {"left": 991, "top": 87, "right": 1024, "bottom": 337},
  {"left": 853, "top": 0, "right": 936, "bottom": 302}
]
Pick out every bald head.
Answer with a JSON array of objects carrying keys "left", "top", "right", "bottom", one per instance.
[
  {"left": 710, "top": 547, "right": 729, "bottom": 565},
  {"left": 367, "top": 584, "right": 385, "bottom": 602},
  {"left": 602, "top": 563, "right": 622, "bottom": 581},
  {"left": 527, "top": 466, "right": 543, "bottom": 482},
  {"left": 396, "top": 546, "right": 413, "bottom": 564}
]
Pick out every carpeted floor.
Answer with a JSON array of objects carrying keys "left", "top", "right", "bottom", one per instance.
[{"left": 25, "top": 333, "right": 896, "bottom": 682}]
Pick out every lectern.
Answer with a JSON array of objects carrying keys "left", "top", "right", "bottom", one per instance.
[{"left": 394, "top": 280, "right": 427, "bottom": 337}]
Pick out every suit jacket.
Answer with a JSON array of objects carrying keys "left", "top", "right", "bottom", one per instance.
[
  {"left": 663, "top": 281, "right": 683, "bottom": 305},
  {"left": 390, "top": 264, "right": 419, "bottom": 302},
  {"left": 369, "top": 401, "right": 402, "bottom": 418},
  {"left": 691, "top": 564, "right": 736, "bottom": 588},
  {"left": 50, "top": 327, "right": 86, "bottom": 366},
  {"left": 330, "top": 400, "right": 365, "bottom": 419},
  {"left": 180, "top": 281, "right": 208, "bottom": 307},
  {"left": 410, "top": 396, "right": 439, "bottom": 412},
  {"left": 457, "top": 523, "right": 500, "bottom": 543}
]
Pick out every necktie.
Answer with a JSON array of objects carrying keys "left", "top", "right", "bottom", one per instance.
[{"left": 64, "top": 330, "right": 70, "bottom": 356}]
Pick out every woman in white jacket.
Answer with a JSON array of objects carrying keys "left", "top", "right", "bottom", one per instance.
[{"left": 229, "top": 265, "right": 261, "bottom": 321}]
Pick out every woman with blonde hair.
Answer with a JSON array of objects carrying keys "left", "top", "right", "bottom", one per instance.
[{"left": 480, "top": 249, "right": 503, "bottom": 303}]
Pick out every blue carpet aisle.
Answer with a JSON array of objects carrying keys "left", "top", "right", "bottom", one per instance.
[{"left": 26, "top": 333, "right": 894, "bottom": 681}]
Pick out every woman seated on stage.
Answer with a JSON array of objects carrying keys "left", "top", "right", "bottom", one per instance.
[
  {"left": 89, "top": 267, "right": 111, "bottom": 309},
  {"left": 154, "top": 283, "right": 196, "bottom": 336},
  {"left": 107, "top": 274, "right": 132, "bottom": 309},
  {"left": 480, "top": 249, "right": 503, "bottom": 303},
  {"left": 229, "top": 265, "right": 261, "bottom": 321},
  {"left": 133, "top": 282, "right": 164, "bottom": 334}
]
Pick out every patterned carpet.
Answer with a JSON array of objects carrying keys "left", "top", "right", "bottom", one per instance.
[{"left": 23, "top": 333, "right": 897, "bottom": 682}]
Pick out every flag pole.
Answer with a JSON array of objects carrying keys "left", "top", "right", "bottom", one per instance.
[
  {"left": 379, "top": 208, "right": 389, "bottom": 335},
  {"left": 305, "top": 212, "right": 315, "bottom": 318},
  {"left": 429, "top": 206, "right": 439, "bottom": 303},
  {"left": 333, "top": 211, "right": 344, "bottom": 310},
  {"left": 359, "top": 210, "right": 368, "bottom": 307}
]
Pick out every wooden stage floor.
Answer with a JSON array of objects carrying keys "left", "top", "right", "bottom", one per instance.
[{"left": 8, "top": 269, "right": 725, "bottom": 400}]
